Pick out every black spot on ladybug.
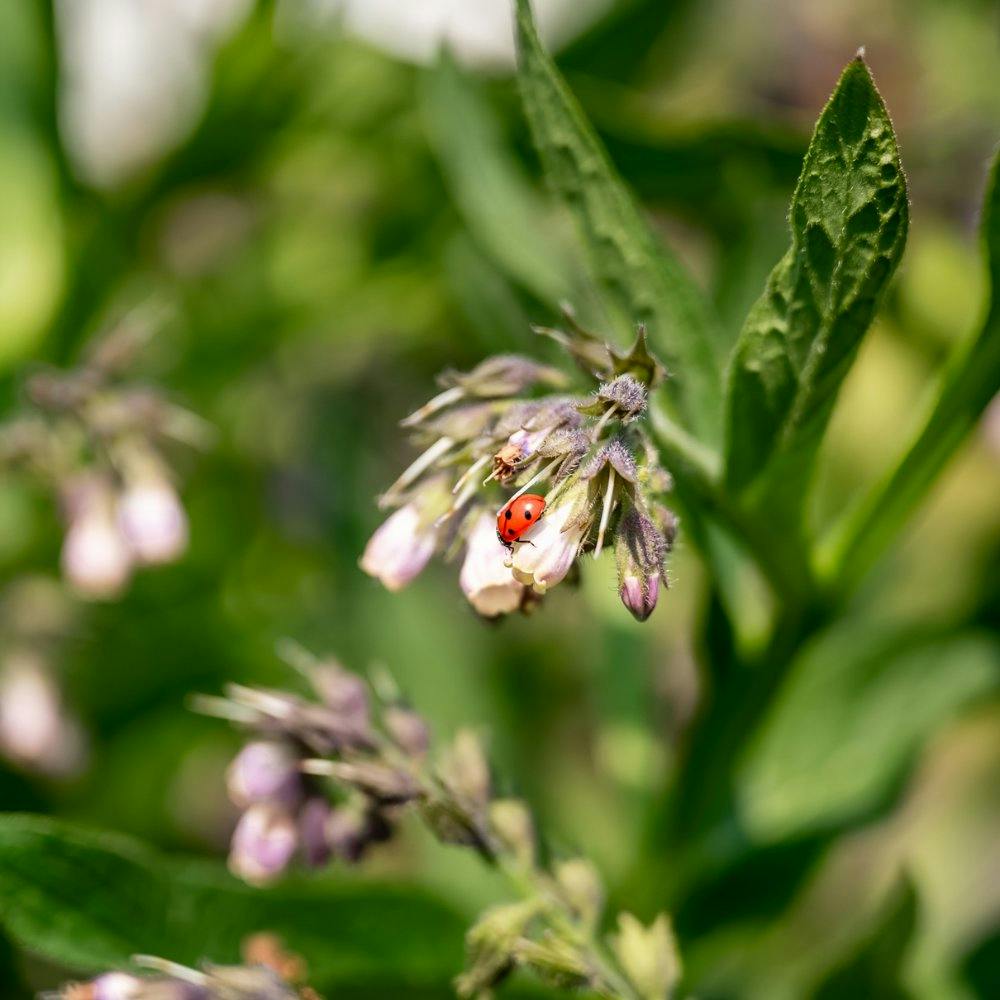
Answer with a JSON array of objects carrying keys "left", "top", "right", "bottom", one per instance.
[
  {"left": 504, "top": 510, "right": 513, "bottom": 520},
  {"left": 506, "top": 528, "right": 515, "bottom": 538},
  {"left": 524, "top": 511, "right": 532, "bottom": 519}
]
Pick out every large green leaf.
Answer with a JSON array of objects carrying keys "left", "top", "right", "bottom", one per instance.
[
  {"left": 820, "top": 148, "right": 1000, "bottom": 591},
  {"left": 724, "top": 56, "right": 908, "bottom": 519},
  {"left": 513, "top": 0, "right": 724, "bottom": 444},
  {"left": 0, "top": 814, "right": 465, "bottom": 992},
  {"left": 736, "top": 627, "right": 999, "bottom": 843}
]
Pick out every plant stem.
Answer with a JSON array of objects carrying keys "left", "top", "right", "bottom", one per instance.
[{"left": 649, "top": 404, "right": 816, "bottom": 604}]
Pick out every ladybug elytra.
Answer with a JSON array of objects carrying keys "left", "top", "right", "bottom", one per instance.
[{"left": 496, "top": 494, "right": 546, "bottom": 548}]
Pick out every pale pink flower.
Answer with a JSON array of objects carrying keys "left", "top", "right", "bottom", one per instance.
[
  {"left": 511, "top": 494, "right": 589, "bottom": 594},
  {"left": 118, "top": 475, "right": 189, "bottom": 565},
  {"left": 226, "top": 741, "right": 302, "bottom": 808},
  {"left": 0, "top": 652, "right": 87, "bottom": 776},
  {"left": 459, "top": 513, "right": 524, "bottom": 616},
  {"left": 60, "top": 478, "right": 132, "bottom": 599},
  {"left": 360, "top": 503, "right": 437, "bottom": 591},
  {"left": 228, "top": 803, "right": 298, "bottom": 885}
]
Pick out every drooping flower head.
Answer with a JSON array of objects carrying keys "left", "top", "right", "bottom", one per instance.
[
  {"left": 0, "top": 306, "right": 210, "bottom": 600},
  {"left": 361, "top": 311, "right": 678, "bottom": 621}
]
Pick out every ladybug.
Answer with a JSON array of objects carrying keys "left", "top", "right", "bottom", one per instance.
[{"left": 496, "top": 494, "right": 546, "bottom": 548}]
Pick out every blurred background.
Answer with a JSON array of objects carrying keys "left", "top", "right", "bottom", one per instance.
[{"left": 0, "top": 0, "right": 998, "bottom": 997}]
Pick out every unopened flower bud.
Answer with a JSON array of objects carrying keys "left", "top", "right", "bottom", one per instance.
[
  {"left": 385, "top": 705, "right": 431, "bottom": 757},
  {"left": 611, "top": 912, "right": 681, "bottom": 1000},
  {"left": 298, "top": 797, "right": 332, "bottom": 867},
  {"left": 228, "top": 804, "right": 298, "bottom": 885},
  {"left": 488, "top": 799, "right": 535, "bottom": 869},
  {"left": 226, "top": 741, "right": 301, "bottom": 808},
  {"left": 439, "top": 355, "right": 566, "bottom": 398},
  {"left": 325, "top": 806, "right": 378, "bottom": 862},
  {"left": 441, "top": 729, "right": 491, "bottom": 812},
  {"left": 456, "top": 900, "right": 542, "bottom": 998},
  {"left": 597, "top": 374, "right": 647, "bottom": 420},
  {"left": 309, "top": 660, "right": 370, "bottom": 722},
  {"left": 117, "top": 474, "right": 188, "bottom": 565},
  {"left": 60, "top": 478, "right": 132, "bottom": 599},
  {"left": 555, "top": 858, "right": 604, "bottom": 930},
  {"left": 619, "top": 572, "right": 660, "bottom": 623},
  {"left": 615, "top": 505, "right": 667, "bottom": 622},
  {"left": 459, "top": 513, "right": 524, "bottom": 618}
]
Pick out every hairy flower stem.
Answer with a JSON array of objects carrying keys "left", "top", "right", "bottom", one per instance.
[
  {"left": 499, "top": 859, "right": 640, "bottom": 1000},
  {"left": 593, "top": 467, "right": 616, "bottom": 559},
  {"left": 304, "top": 744, "right": 636, "bottom": 998},
  {"left": 648, "top": 404, "right": 815, "bottom": 604}
]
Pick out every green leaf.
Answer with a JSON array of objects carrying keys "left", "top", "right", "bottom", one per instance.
[
  {"left": 724, "top": 56, "right": 908, "bottom": 519},
  {"left": 819, "top": 148, "right": 1000, "bottom": 591},
  {"left": 422, "top": 51, "right": 573, "bottom": 307},
  {"left": 736, "top": 627, "right": 999, "bottom": 843},
  {"left": 513, "top": 0, "right": 724, "bottom": 444},
  {"left": 0, "top": 814, "right": 465, "bottom": 992}
]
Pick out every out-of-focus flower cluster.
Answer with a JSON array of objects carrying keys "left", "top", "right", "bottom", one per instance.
[
  {"left": 0, "top": 578, "right": 88, "bottom": 777},
  {"left": 0, "top": 308, "right": 210, "bottom": 601},
  {"left": 361, "top": 314, "right": 678, "bottom": 622},
  {"left": 198, "top": 644, "right": 682, "bottom": 1000},
  {"left": 51, "top": 933, "right": 320, "bottom": 1000}
]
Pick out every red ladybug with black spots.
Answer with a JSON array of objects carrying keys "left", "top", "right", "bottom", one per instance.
[{"left": 496, "top": 494, "right": 546, "bottom": 548}]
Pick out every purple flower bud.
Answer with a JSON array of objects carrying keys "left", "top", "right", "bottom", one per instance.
[
  {"left": 439, "top": 355, "right": 566, "bottom": 397},
  {"left": 298, "top": 797, "right": 332, "bottom": 867},
  {"left": 384, "top": 705, "right": 431, "bottom": 757},
  {"left": 326, "top": 807, "right": 372, "bottom": 863},
  {"left": 597, "top": 374, "right": 646, "bottom": 419},
  {"left": 615, "top": 505, "right": 668, "bottom": 622},
  {"left": 619, "top": 572, "right": 660, "bottom": 622},
  {"left": 91, "top": 972, "right": 144, "bottom": 1000},
  {"left": 226, "top": 742, "right": 301, "bottom": 808},
  {"left": 228, "top": 804, "right": 298, "bottom": 885},
  {"left": 309, "top": 661, "right": 370, "bottom": 721}
]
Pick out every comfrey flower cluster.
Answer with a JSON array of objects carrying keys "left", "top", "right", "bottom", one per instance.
[
  {"left": 193, "top": 641, "right": 410, "bottom": 883},
  {"left": 360, "top": 317, "right": 678, "bottom": 621},
  {"left": 0, "top": 310, "right": 210, "bottom": 600},
  {"left": 51, "top": 933, "right": 319, "bottom": 1000},
  {"left": 199, "top": 644, "right": 682, "bottom": 1000}
]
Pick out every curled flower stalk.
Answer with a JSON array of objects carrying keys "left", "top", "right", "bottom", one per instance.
[
  {"left": 361, "top": 312, "right": 678, "bottom": 621},
  {"left": 195, "top": 643, "right": 682, "bottom": 1000}
]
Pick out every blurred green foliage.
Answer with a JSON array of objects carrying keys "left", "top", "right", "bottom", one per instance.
[{"left": 0, "top": 0, "right": 998, "bottom": 997}]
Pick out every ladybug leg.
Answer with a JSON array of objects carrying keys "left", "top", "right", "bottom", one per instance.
[{"left": 514, "top": 538, "right": 536, "bottom": 547}]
